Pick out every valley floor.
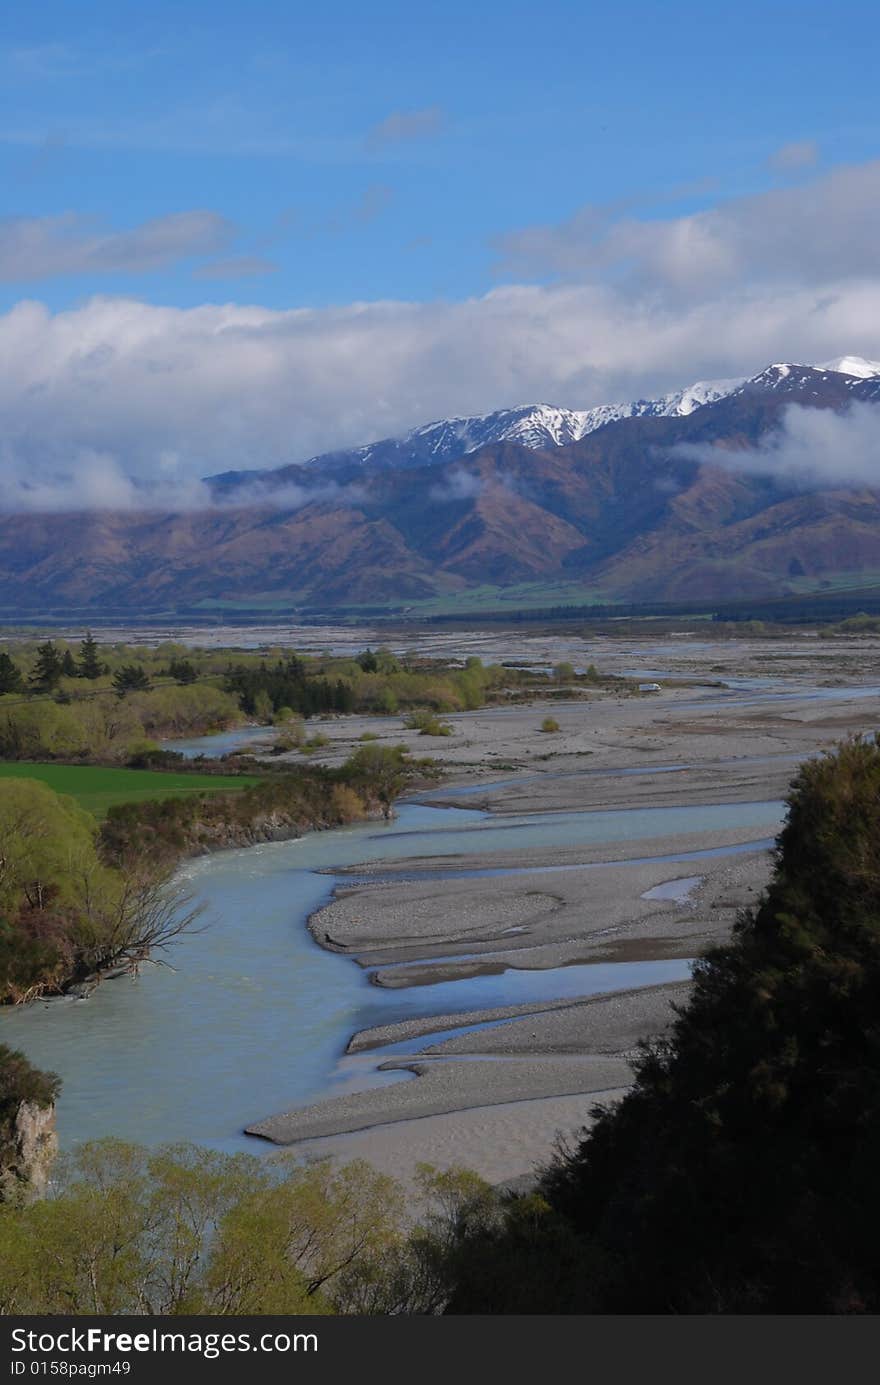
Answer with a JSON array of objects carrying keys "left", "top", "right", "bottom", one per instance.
[{"left": 243, "top": 633, "right": 880, "bottom": 1186}]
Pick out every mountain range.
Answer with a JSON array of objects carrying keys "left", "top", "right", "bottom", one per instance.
[{"left": 3, "top": 355, "right": 880, "bottom": 614}]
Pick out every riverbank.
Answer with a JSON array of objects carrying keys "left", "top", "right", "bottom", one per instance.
[
  {"left": 6, "top": 631, "right": 879, "bottom": 1185},
  {"left": 244, "top": 654, "right": 880, "bottom": 1180}
]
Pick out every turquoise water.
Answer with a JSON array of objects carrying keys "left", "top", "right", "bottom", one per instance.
[
  {"left": 165, "top": 725, "right": 275, "bottom": 758},
  {"left": 0, "top": 798, "right": 781, "bottom": 1154}
]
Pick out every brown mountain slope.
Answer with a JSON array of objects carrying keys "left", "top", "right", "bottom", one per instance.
[{"left": 1, "top": 367, "right": 879, "bottom": 611}]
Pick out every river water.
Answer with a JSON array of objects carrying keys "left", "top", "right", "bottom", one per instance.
[{"left": 0, "top": 785, "right": 785, "bottom": 1154}]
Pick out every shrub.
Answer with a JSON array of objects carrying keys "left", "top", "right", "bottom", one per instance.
[
  {"left": 330, "top": 785, "right": 366, "bottom": 822},
  {"left": 271, "top": 719, "right": 305, "bottom": 754},
  {"left": 404, "top": 711, "right": 453, "bottom": 737},
  {"left": 299, "top": 734, "right": 330, "bottom": 755},
  {"left": 0, "top": 1046, "right": 60, "bottom": 1180},
  {"left": 0, "top": 1046, "right": 59, "bottom": 1115},
  {"left": 540, "top": 717, "right": 560, "bottom": 733}
]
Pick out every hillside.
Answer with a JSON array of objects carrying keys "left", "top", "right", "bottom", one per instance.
[{"left": 2, "top": 360, "right": 880, "bottom": 613}]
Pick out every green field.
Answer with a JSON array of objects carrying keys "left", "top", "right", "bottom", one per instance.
[{"left": 0, "top": 762, "right": 260, "bottom": 816}]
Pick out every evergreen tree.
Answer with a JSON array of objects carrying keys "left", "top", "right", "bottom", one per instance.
[
  {"left": 29, "top": 641, "right": 63, "bottom": 692},
  {"left": 168, "top": 658, "right": 198, "bottom": 685},
  {"left": 0, "top": 652, "right": 23, "bottom": 695},
  {"left": 112, "top": 665, "right": 151, "bottom": 697},
  {"left": 77, "top": 632, "right": 103, "bottom": 681},
  {"left": 60, "top": 650, "right": 77, "bottom": 679}
]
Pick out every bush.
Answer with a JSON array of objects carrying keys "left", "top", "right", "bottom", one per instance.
[
  {"left": 299, "top": 734, "right": 330, "bottom": 754},
  {"left": 330, "top": 785, "right": 366, "bottom": 822},
  {"left": 0, "top": 1046, "right": 59, "bottom": 1115},
  {"left": 404, "top": 711, "right": 453, "bottom": 737},
  {"left": 0, "top": 1045, "right": 60, "bottom": 1178},
  {"left": 271, "top": 719, "right": 305, "bottom": 754},
  {"left": 540, "top": 717, "right": 560, "bottom": 733}
]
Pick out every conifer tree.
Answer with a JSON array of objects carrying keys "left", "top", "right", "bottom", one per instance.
[
  {"left": 77, "top": 632, "right": 103, "bottom": 681},
  {"left": 29, "top": 641, "right": 63, "bottom": 692},
  {"left": 0, "top": 652, "right": 23, "bottom": 695},
  {"left": 112, "top": 665, "right": 151, "bottom": 697},
  {"left": 168, "top": 658, "right": 198, "bottom": 685}
]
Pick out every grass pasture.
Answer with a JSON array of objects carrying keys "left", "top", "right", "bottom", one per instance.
[{"left": 0, "top": 762, "right": 259, "bottom": 817}]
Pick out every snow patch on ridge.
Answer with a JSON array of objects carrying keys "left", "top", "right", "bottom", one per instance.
[
  {"left": 294, "top": 354, "right": 880, "bottom": 479},
  {"left": 817, "top": 355, "right": 880, "bottom": 379}
]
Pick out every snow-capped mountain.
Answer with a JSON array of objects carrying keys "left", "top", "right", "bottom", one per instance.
[
  {"left": 15, "top": 353, "right": 880, "bottom": 614},
  {"left": 818, "top": 355, "right": 880, "bottom": 379},
  {"left": 297, "top": 378, "right": 745, "bottom": 476},
  {"left": 296, "top": 356, "right": 879, "bottom": 476},
  {"left": 731, "top": 359, "right": 880, "bottom": 403},
  {"left": 206, "top": 355, "right": 880, "bottom": 496}
]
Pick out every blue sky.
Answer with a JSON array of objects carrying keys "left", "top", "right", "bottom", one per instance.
[
  {"left": 2, "top": 0, "right": 878, "bottom": 310},
  {"left": 1, "top": 1, "right": 879, "bottom": 502}
]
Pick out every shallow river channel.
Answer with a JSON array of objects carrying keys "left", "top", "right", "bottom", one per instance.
[{"left": 0, "top": 786, "right": 784, "bottom": 1154}]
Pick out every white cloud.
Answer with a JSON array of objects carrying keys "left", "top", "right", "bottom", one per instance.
[
  {"left": 0, "top": 445, "right": 215, "bottom": 513},
  {"left": 429, "top": 469, "right": 485, "bottom": 503},
  {"left": 353, "top": 183, "right": 394, "bottom": 224},
  {"left": 0, "top": 260, "right": 878, "bottom": 508},
  {"left": 768, "top": 140, "right": 819, "bottom": 172},
  {"left": 0, "top": 211, "right": 233, "bottom": 281},
  {"left": 193, "top": 255, "right": 279, "bottom": 280},
  {"left": 495, "top": 161, "right": 880, "bottom": 301},
  {"left": 366, "top": 106, "right": 445, "bottom": 149},
  {"left": 674, "top": 402, "right": 880, "bottom": 489},
  {"left": 211, "top": 478, "right": 366, "bottom": 512}
]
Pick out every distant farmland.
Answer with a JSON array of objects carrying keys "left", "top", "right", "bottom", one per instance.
[{"left": 0, "top": 762, "right": 259, "bottom": 817}]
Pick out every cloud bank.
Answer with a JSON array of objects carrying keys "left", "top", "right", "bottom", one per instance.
[
  {"left": 0, "top": 161, "right": 879, "bottom": 509},
  {"left": 429, "top": 469, "right": 486, "bottom": 503},
  {"left": 495, "top": 160, "right": 880, "bottom": 300},
  {"left": 1, "top": 280, "right": 879, "bottom": 509},
  {"left": 676, "top": 402, "right": 880, "bottom": 490}
]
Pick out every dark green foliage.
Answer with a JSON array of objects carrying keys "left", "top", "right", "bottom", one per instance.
[
  {"left": 343, "top": 743, "right": 422, "bottom": 818},
  {"left": 125, "top": 747, "right": 186, "bottom": 770},
  {"left": 112, "top": 665, "right": 151, "bottom": 696},
  {"left": 225, "top": 657, "right": 355, "bottom": 718},
  {"left": 167, "top": 658, "right": 198, "bottom": 684},
  {"left": 99, "top": 769, "right": 343, "bottom": 865},
  {"left": 77, "top": 632, "right": 103, "bottom": 680},
  {"left": 29, "top": 641, "right": 63, "bottom": 692},
  {"left": 99, "top": 750, "right": 436, "bottom": 866},
  {"left": 357, "top": 648, "right": 378, "bottom": 673},
  {"left": 60, "top": 650, "right": 77, "bottom": 679},
  {"left": 0, "top": 907, "right": 70, "bottom": 1003},
  {"left": 0, "top": 1046, "right": 59, "bottom": 1115},
  {"left": 446, "top": 738, "right": 880, "bottom": 1314},
  {"left": 0, "top": 1044, "right": 60, "bottom": 1167},
  {"left": 0, "top": 653, "right": 23, "bottom": 695}
]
